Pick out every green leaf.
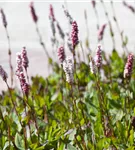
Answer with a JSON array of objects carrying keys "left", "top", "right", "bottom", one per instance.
[
  {"left": 69, "top": 129, "right": 76, "bottom": 141},
  {"left": 126, "top": 146, "right": 135, "bottom": 150},
  {"left": 123, "top": 36, "right": 128, "bottom": 46},
  {"left": 129, "top": 129, "right": 134, "bottom": 146},
  {"left": 67, "top": 144, "right": 77, "bottom": 150},
  {"left": 58, "top": 142, "right": 65, "bottom": 150},
  {"left": 3, "top": 141, "right": 9, "bottom": 150},
  {"left": 15, "top": 133, "right": 25, "bottom": 150},
  {"left": 30, "top": 143, "right": 38, "bottom": 149},
  {"left": 35, "top": 146, "right": 45, "bottom": 150}
]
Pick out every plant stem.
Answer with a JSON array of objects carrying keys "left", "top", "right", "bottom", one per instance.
[
  {"left": 80, "top": 42, "right": 85, "bottom": 63},
  {"left": 5, "top": 81, "right": 28, "bottom": 148},
  {"left": 70, "top": 84, "right": 88, "bottom": 150},
  {"left": 110, "top": 0, "right": 129, "bottom": 54},
  {"left": 100, "top": 0, "right": 115, "bottom": 50},
  {"left": 61, "top": 64, "right": 64, "bottom": 101},
  {"left": 25, "top": 68, "right": 30, "bottom": 85},
  {"left": 28, "top": 95, "right": 40, "bottom": 141},
  {"left": 5, "top": 81, "right": 22, "bottom": 126},
  {"left": 35, "top": 23, "right": 50, "bottom": 59},
  {"left": 8, "top": 126, "right": 11, "bottom": 149},
  {"left": 5, "top": 27, "right": 14, "bottom": 87},
  {"left": 23, "top": 127, "right": 27, "bottom": 150}
]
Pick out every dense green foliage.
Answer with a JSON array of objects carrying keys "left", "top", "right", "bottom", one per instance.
[{"left": 0, "top": 50, "right": 135, "bottom": 150}]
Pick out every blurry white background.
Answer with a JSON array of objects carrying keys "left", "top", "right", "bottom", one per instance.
[{"left": 0, "top": 0, "right": 135, "bottom": 91}]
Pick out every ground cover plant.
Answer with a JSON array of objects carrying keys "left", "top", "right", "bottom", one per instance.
[{"left": 0, "top": 1, "right": 135, "bottom": 150}]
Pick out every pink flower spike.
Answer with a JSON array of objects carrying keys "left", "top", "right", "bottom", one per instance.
[
  {"left": 124, "top": 53, "right": 134, "bottom": 79},
  {"left": 16, "top": 52, "right": 23, "bottom": 77},
  {"left": 15, "top": 51, "right": 30, "bottom": 96},
  {"left": 95, "top": 45, "right": 102, "bottom": 69},
  {"left": 22, "top": 83, "right": 29, "bottom": 97},
  {"left": 21, "top": 47, "right": 29, "bottom": 70},
  {"left": 0, "top": 9, "right": 7, "bottom": 28},
  {"left": 71, "top": 21, "right": 79, "bottom": 49},
  {"left": 30, "top": 2, "right": 38, "bottom": 23},
  {"left": 58, "top": 46, "right": 65, "bottom": 63},
  {"left": 19, "top": 72, "right": 29, "bottom": 96}
]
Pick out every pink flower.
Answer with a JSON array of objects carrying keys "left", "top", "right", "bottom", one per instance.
[
  {"left": 124, "top": 53, "right": 134, "bottom": 78},
  {"left": 98, "top": 24, "right": 106, "bottom": 41},
  {"left": 71, "top": 21, "right": 79, "bottom": 49},
  {"left": 21, "top": 47, "right": 29, "bottom": 70},
  {"left": 19, "top": 72, "right": 29, "bottom": 96},
  {"left": 16, "top": 51, "right": 29, "bottom": 96},
  {"left": 0, "top": 65, "right": 8, "bottom": 82},
  {"left": 30, "top": 2, "right": 38, "bottom": 23},
  {"left": 22, "top": 83, "right": 29, "bottom": 97},
  {"left": 16, "top": 53, "right": 23, "bottom": 77},
  {"left": 95, "top": 45, "right": 102, "bottom": 69},
  {"left": 0, "top": 9, "right": 7, "bottom": 28},
  {"left": 19, "top": 72, "right": 26, "bottom": 87},
  {"left": 58, "top": 46, "right": 65, "bottom": 63}
]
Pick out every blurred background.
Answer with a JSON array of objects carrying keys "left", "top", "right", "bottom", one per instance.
[{"left": 0, "top": 0, "right": 135, "bottom": 91}]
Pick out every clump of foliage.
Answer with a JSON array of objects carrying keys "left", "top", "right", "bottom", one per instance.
[
  {"left": 0, "top": 1, "right": 135, "bottom": 150},
  {"left": 0, "top": 49, "right": 135, "bottom": 150}
]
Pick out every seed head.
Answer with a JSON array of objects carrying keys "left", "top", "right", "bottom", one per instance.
[
  {"left": 49, "top": 5, "right": 56, "bottom": 38},
  {"left": 0, "top": 9, "right": 7, "bottom": 28},
  {"left": 128, "top": 5, "right": 135, "bottom": 13},
  {"left": 49, "top": 4, "right": 55, "bottom": 21},
  {"left": 0, "top": 65, "right": 8, "bottom": 82},
  {"left": 98, "top": 24, "right": 106, "bottom": 41},
  {"left": 123, "top": 1, "right": 135, "bottom": 13},
  {"left": 66, "top": 32, "right": 73, "bottom": 52},
  {"left": 91, "top": 1, "right": 96, "bottom": 8},
  {"left": 62, "top": 5, "right": 73, "bottom": 25},
  {"left": 56, "top": 21, "right": 65, "bottom": 39},
  {"left": 30, "top": 2, "right": 38, "bottom": 23},
  {"left": 50, "top": 18, "right": 56, "bottom": 37}
]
